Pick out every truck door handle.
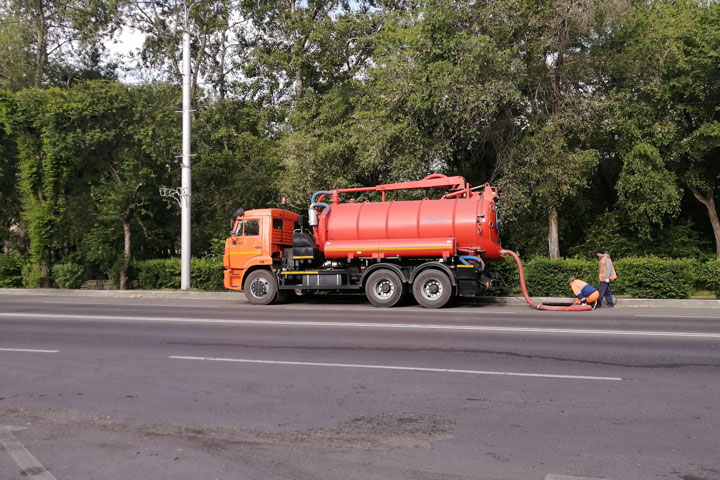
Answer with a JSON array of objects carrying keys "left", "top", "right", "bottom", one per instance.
[{"left": 254, "top": 246, "right": 261, "bottom": 249}]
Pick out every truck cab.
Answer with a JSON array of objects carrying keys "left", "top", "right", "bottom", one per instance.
[{"left": 223, "top": 208, "right": 298, "bottom": 291}]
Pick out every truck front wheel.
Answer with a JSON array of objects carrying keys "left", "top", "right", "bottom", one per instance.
[
  {"left": 413, "top": 269, "right": 453, "bottom": 308},
  {"left": 365, "top": 269, "right": 405, "bottom": 308},
  {"left": 245, "top": 270, "right": 278, "bottom": 305}
]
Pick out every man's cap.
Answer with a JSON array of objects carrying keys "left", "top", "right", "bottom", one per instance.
[{"left": 596, "top": 249, "right": 605, "bottom": 255}]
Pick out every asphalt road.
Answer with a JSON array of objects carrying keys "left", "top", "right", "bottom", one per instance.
[{"left": 1, "top": 294, "right": 719, "bottom": 480}]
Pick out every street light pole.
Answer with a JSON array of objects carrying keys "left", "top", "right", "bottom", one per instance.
[{"left": 180, "top": 2, "right": 193, "bottom": 290}]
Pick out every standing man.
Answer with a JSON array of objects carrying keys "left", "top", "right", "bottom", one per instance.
[{"left": 597, "top": 249, "right": 617, "bottom": 308}]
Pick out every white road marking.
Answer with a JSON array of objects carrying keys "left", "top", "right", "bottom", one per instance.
[
  {"left": 545, "top": 475, "right": 611, "bottom": 480},
  {"left": 2, "top": 312, "right": 720, "bottom": 339},
  {"left": 170, "top": 355, "right": 623, "bottom": 381},
  {"left": 285, "top": 306, "right": 519, "bottom": 314},
  {"left": 636, "top": 314, "right": 720, "bottom": 319},
  {"left": 0, "top": 425, "right": 57, "bottom": 480},
  {"left": 0, "top": 348, "right": 59, "bottom": 353}
]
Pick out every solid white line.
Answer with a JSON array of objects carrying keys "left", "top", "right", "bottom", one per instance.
[
  {"left": 0, "top": 347, "right": 59, "bottom": 353},
  {"left": 635, "top": 314, "right": 720, "bottom": 319},
  {"left": 0, "top": 426, "right": 57, "bottom": 480},
  {"left": 285, "top": 306, "right": 519, "bottom": 314},
  {"left": 3, "top": 312, "right": 720, "bottom": 339},
  {"left": 169, "top": 355, "right": 623, "bottom": 381}
]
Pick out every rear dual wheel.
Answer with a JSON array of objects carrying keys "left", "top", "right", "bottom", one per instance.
[
  {"left": 412, "top": 269, "right": 453, "bottom": 309},
  {"left": 365, "top": 269, "right": 406, "bottom": 308}
]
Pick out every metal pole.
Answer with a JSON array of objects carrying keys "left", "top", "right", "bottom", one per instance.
[{"left": 180, "top": 5, "right": 192, "bottom": 290}]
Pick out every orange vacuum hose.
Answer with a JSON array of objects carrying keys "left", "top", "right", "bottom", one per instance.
[{"left": 502, "top": 249, "right": 593, "bottom": 311}]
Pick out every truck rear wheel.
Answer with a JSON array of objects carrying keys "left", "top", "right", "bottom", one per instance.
[
  {"left": 245, "top": 270, "right": 278, "bottom": 305},
  {"left": 413, "top": 269, "right": 453, "bottom": 308},
  {"left": 365, "top": 269, "right": 405, "bottom": 308}
]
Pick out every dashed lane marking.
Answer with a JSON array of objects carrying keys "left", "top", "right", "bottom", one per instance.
[
  {"left": 545, "top": 475, "right": 613, "bottom": 480},
  {"left": 0, "top": 348, "right": 59, "bottom": 353},
  {"left": 169, "top": 355, "right": 623, "bottom": 381}
]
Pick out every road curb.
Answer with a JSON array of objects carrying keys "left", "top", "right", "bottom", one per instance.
[{"left": 1, "top": 288, "right": 719, "bottom": 308}]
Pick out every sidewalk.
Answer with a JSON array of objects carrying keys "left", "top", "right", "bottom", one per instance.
[{"left": 1, "top": 288, "right": 719, "bottom": 309}]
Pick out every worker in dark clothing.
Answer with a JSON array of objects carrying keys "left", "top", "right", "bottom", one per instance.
[
  {"left": 568, "top": 277, "right": 600, "bottom": 307},
  {"left": 596, "top": 249, "right": 617, "bottom": 308}
]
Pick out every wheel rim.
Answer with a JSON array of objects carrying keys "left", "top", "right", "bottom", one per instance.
[
  {"left": 250, "top": 277, "right": 269, "bottom": 298},
  {"left": 373, "top": 277, "right": 395, "bottom": 299},
  {"left": 420, "top": 278, "right": 443, "bottom": 301}
]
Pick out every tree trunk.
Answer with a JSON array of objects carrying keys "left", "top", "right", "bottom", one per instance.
[
  {"left": 689, "top": 185, "right": 720, "bottom": 259},
  {"left": 548, "top": 205, "right": 560, "bottom": 259},
  {"left": 33, "top": 2, "right": 48, "bottom": 88},
  {"left": 41, "top": 257, "right": 50, "bottom": 288},
  {"left": 120, "top": 212, "right": 131, "bottom": 290}
]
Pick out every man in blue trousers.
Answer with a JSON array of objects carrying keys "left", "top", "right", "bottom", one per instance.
[{"left": 596, "top": 249, "right": 617, "bottom": 308}]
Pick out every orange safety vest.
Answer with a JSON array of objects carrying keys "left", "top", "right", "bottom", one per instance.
[{"left": 598, "top": 254, "right": 617, "bottom": 282}]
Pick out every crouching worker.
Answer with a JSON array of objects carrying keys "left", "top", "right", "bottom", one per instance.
[{"left": 568, "top": 277, "right": 599, "bottom": 308}]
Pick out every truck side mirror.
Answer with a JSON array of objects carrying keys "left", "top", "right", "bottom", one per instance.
[{"left": 297, "top": 215, "right": 305, "bottom": 230}]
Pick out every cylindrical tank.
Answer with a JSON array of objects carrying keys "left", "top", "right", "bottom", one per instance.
[{"left": 314, "top": 188, "right": 503, "bottom": 261}]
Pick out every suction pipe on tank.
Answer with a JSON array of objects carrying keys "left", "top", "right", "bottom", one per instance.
[
  {"left": 459, "top": 255, "right": 485, "bottom": 270},
  {"left": 501, "top": 249, "right": 592, "bottom": 311},
  {"left": 311, "top": 191, "right": 332, "bottom": 204},
  {"left": 308, "top": 190, "right": 333, "bottom": 227}
]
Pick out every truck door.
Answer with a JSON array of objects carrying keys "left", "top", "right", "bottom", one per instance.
[{"left": 228, "top": 218, "right": 262, "bottom": 269}]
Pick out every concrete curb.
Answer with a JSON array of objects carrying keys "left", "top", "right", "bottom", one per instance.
[{"left": 1, "top": 288, "right": 719, "bottom": 309}]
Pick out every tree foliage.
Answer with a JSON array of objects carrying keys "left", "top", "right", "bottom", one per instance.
[{"left": 2, "top": 0, "right": 720, "bottom": 292}]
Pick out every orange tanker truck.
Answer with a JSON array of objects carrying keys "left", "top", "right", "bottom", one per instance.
[{"left": 223, "top": 174, "right": 504, "bottom": 308}]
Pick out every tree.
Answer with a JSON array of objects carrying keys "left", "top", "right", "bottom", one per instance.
[
  {"left": 80, "top": 82, "right": 181, "bottom": 288},
  {"left": 4, "top": 87, "right": 88, "bottom": 286},
  {"left": 0, "top": 90, "right": 20, "bottom": 250},
  {"left": 192, "top": 98, "right": 280, "bottom": 254},
  {"left": 240, "top": 0, "right": 379, "bottom": 103},
  {"left": 126, "top": 0, "right": 243, "bottom": 100},
  {"left": 494, "top": 0, "right": 609, "bottom": 258},
  {"left": 602, "top": 0, "right": 720, "bottom": 257},
  {"left": 0, "top": 0, "right": 122, "bottom": 89},
  {"left": 615, "top": 143, "right": 681, "bottom": 239}
]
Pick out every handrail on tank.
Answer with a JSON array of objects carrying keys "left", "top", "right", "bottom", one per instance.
[{"left": 318, "top": 174, "right": 471, "bottom": 203}]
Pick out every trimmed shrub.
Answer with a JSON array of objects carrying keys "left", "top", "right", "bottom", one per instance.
[
  {"left": 698, "top": 260, "right": 720, "bottom": 298},
  {"left": 134, "top": 258, "right": 181, "bottom": 290},
  {"left": 498, "top": 256, "right": 699, "bottom": 299},
  {"left": 132, "top": 257, "right": 224, "bottom": 291},
  {"left": 524, "top": 257, "right": 595, "bottom": 297},
  {"left": 613, "top": 258, "right": 696, "bottom": 299},
  {"left": 0, "top": 254, "right": 24, "bottom": 288},
  {"left": 52, "top": 262, "right": 85, "bottom": 289},
  {"left": 191, "top": 257, "right": 224, "bottom": 291},
  {"left": 484, "top": 257, "right": 521, "bottom": 296}
]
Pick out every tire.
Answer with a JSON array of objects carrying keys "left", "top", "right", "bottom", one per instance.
[
  {"left": 412, "top": 269, "right": 453, "bottom": 309},
  {"left": 244, "top": 269, "right": 278, "bottom": 305},
  {"left": 365, "top": 269, "right": 405, "bottom": 308}
]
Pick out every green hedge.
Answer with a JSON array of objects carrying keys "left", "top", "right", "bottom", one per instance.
[
  {"left": 523, "top": 258, "right": 596, "bottom": 297},
  {"left": 52, "top": 262, "right": 85, "bottom": 289},
  {"left": 490, "top": 256, "right": 705, "bottom": 299},
  {"left": 1, "top": 252, "right": 716, "bottom": 298},
  {"left": 0, "top": 254, "right": 24, "bottom": 288},
  {"left": 613, "top": 258, "right": 698, "bottom": 299},
  {"left": 698, "top": 260, "right": 720, "bottom": 298},
  {"left": 131, "top": 257, "right": 224, "bottom": 291}
]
